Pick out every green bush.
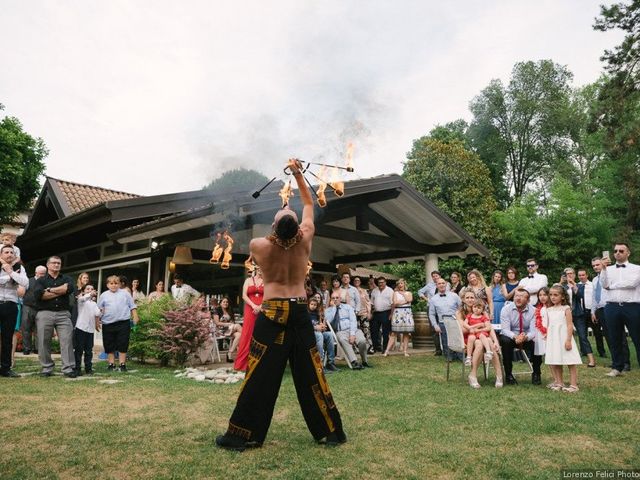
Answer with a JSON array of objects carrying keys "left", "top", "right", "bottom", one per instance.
[{"left": 129, "top": 295, "right": 176, "bottom": 364}]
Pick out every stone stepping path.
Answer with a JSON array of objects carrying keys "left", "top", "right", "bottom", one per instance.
[{"left": 175, "top": 367, "right": 245, "bottom": 384}]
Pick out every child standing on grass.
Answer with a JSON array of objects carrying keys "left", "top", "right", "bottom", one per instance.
[
  {"left": 542, "top": 285, "right": 582, "bottom": 392},
  {"left": 463, "top": 300, "right": 494, "bottom": 366},
  {"left": 98, "top": 276, "right": 138, "bottom": 372},
  {"left": 74, "top": 284, "right": 101, "bottom": 375}
]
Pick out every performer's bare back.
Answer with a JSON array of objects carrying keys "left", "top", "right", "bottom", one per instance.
[{"left": 250, "top": 206, "right": 314, "bottom": 301}]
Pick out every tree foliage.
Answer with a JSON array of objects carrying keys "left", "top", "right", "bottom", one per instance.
[
  {"left": 494, "top": 177, "right": 616, "bottom": 280},
  {"left": 594, "top": 0, "right": 640, "bottom": 82},
  {"left": 0, "top": 104, "right": 48, "bottom": 224},
  {"left": 129, "top": 295, "right": 177, "bottom": 364},
  {"left": 592, "top": 2, "right": 640, "bottom": 241},
  {"left": 203, "top": 168, "right": 269, "bottom": 195},
  {"left": 469, "top": 60, "right": 574, "bottom": 202},
  {"left": 403, "top": 137, "right": 497, "bottom": 247}
]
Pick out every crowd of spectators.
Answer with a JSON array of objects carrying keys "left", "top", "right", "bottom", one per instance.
[
  {"left": 1, "top": 233, "right": 638, "bottom": 393},
  {"left": 301, "top": 242, "right": 640, "bottom": 391}
]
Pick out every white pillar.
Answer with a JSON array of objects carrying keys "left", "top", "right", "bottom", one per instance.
[{"left": 425, "top": 253, "right": 439, "bottom": 279}]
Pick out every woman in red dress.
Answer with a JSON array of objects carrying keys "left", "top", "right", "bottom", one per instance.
[{"left": 234, "top": 266, "right": 264, "bottom": 371}]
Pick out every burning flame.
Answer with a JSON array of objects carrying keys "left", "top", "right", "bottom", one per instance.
[
  {"left": 315, "top": 166, "right": 328, "bottom": 207},
  {"left": 210, "top": 230, "right": 234, "bottom": 268},
  {"left": 221, "top": 231, "right": 234, "bottom": 269},
  {"left": 329, "top": 167, "right": 344, "bottom": 197},
  {"left": 244, "top": 254, "right": 255, "bottom": 272},
  {"left": 279, "top": 179, "right": 294, "bottom": 207},
  {"left": 210, "top": 232, "right": 223, "bottom": 264},
  {"left": 345, "top": 142, "right": 354, "bottom": 172}
]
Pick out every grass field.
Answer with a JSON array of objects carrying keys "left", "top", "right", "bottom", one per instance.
[{"left": 1, "top": 345, "right": 638, "bottom": 480}]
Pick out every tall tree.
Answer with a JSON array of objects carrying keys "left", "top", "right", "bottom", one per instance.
[
  {"left": 564, "top": 82, "right": 608, "bottom": 188},
  {"left": 593, "top": 1, "right": 640, "bottom": 239},
  {"left": 403, "top": 137, "right": 497, "bottom": 247},
  {"left": 469, "top": 60, "right": 574, "bottom": 202},
  {"left": 203, "top": 168, "right": 269, "bottom": 195},
  {"left": 594, "top": 0, "right": 640, "bottom": 82},
  {"left": 0, "top": 104, "right": 48, "bottom": 224}
]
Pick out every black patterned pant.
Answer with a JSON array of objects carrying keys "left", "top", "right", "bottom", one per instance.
[{"left": 224, "top": 298, "right": 344, "bottom": 444}]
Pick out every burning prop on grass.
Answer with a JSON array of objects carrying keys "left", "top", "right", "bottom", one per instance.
[
  {"left": 210, "top": 230, "right": 234, "bottom": 269},
  {"left": 251, "top": 144, "right": 356, "bottom": 208}
]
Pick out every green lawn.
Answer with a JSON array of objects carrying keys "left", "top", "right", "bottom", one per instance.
[{"left": 1, "top": 345, "right": 638, "bottom": 480}]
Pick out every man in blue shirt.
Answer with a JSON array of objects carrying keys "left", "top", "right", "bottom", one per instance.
[
  {"left": 418, "top": 271, "right": 450, "bottom": 301},
  {"left": 428, "top": 278, "right": 461, "bottom": 360},
  {"left": 325, "top": 293, "right": 369, "bottom": 369},
  {"left": 499, "top": 288, "right": 542, "bottom": 385}
]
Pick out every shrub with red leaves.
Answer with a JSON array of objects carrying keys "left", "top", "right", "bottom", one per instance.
[{"left": 159, "top": 302, "right": 211, "bottom": 367}]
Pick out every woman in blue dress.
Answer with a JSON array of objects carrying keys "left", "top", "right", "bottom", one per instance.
[{"left": 491, "top": 270, "right": 507, "bottom": 325}]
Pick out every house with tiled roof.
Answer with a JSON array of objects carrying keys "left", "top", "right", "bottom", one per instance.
[
  {"left": 18, "top": 175, "right": 489, "bottom": 305},
  {"left": 25, "top": 177, "right": 141, "bottom": 229}
]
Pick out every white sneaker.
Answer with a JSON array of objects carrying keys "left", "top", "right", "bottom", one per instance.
[
  {"left": 484, "top": 351, "right": 494, "bottom": 362},
  {"left": 606, "top": 369, "right": 623, "bottom": 377},
  {"left": 495, "top": 378, "right": 503, "bottom": 388},
  {"left": 464, "top": 356, "right": 472, "bottom": 366}
]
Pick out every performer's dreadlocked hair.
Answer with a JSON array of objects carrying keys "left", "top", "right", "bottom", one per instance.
[{"left": 275, "top": 215, "right": 299, "bottom": 240}]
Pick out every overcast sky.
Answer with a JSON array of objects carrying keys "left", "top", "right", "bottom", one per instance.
[{"left": 0, "top": 1, "right": 623, "bottom": 195}]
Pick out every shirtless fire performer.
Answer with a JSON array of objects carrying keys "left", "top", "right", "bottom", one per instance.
[{"left": 215, "top": 158, "right": 346, "bottom": 451}]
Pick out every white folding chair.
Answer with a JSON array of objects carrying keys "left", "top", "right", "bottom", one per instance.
[
  {"left": 482, "top": 350, "right": 505, "bottom": 380},
  {"left": 511, "top": 347, "right": 533, "bottom": 376},
  {"left": 483, "top": 327, "right": 505, "bottom": 380},
  {"left": 201, "top": 332, "right": 221, "bottom": 364},
  {"left": 441, "top": 315, "right": 466, "bottom": 382},
  {"left": 326, "top": 321, "right": 353, "bottom": 369}
]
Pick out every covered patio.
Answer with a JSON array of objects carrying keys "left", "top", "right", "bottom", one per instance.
[{"left": 18, "top": 174, "right": 489, "bottom": 300}]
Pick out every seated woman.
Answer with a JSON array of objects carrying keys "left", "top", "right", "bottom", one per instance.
[
  {"left": 212, "top": 296, "right": 242, "bottom": 362},
  {"left": 456, "top": 290, "right": 502, "bottom": 389},
  {"left": 147, "top": 280, "right": 166, "bottom": 302},
  {"left": 308, "top": 297, "right": 337, "bottom": 372}
]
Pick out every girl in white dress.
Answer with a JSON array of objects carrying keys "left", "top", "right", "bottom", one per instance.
[{"left": 542, "top": 285, "right": 582, "bottom": 392}]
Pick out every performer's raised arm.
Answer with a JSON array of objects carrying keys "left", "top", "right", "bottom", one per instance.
[{"left": 288, "top": 158, "right": 314, "bottom": 234}]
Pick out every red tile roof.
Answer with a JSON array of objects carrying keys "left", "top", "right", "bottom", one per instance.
[{"left": 50, "top": 178, "right": 141, "bottom": 214}]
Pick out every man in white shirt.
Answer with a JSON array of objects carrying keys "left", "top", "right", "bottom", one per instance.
[
  {"left": 592, "top": 257, "right": 630, "bottom": 370},
  {"left": 517, "top": 258, "right": 548, "bottom": 305},
  {"left": 171, "top": 274, "right": 200, "bottom": 302},
  {"left": 601, "top": 243, "right": 640, "bottom": 377},
  {"left": 370, "top": 276, "right": 394, "bottom": 353}
]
